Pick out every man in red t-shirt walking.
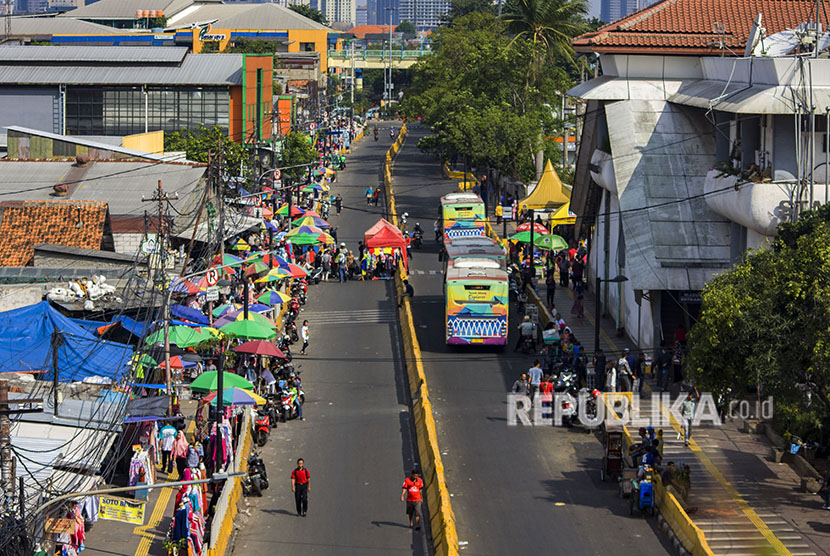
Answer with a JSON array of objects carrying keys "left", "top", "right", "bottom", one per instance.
[
  {"left": 400, "top": 468, "right": 424, "bottom": 529},
  {"left": 291, "top": 458, "right": 310, "bottom": 516}
]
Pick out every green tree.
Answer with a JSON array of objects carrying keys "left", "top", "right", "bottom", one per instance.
[
  {"left": 688, "top": 205, "right": 830, "bottom": 441},
  {"left": 502, "top": 0, "right": 588, "bottom": 69},
  {"left": 443, "top": 0, "right": 497, "bottom": 22},
  {"left": 164, "top": 126, "right": 247, "bottom": 175},
  {"left": 223, "top": 38, "right": 281, "bottom": 54},
  {"left": 396, "top": 20, "right": 416, "bottom": 33},
  {"left": 280, "top": 132, "right": 319, "bottom": 180},
  {"left": 289, "top": 4, "right": 329, "bottom": 25}
]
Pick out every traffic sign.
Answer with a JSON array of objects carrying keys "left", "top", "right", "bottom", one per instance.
[
  {"left": 309, "top": 122, "right": 317, "bottom": 131},
  {"left": 205, "top": 286, "right": 219, "bottom": 302},
  {"left": 273, "top": 168, "right": 281, "bottom": 180},
  {"left": 254, "top": 195, "right": 263, "bottom": 208},
  {"left": 205, "top": 267, "right": 219, "bottom": 287}
]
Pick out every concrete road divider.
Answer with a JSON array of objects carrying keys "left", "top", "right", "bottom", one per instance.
[{"left": 385, "top": 124, "right": 460, "bottom": 556}]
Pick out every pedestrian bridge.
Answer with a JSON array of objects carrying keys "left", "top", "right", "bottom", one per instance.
[{"left": 327, "top": 50, "right": 428, "bottom": 69}]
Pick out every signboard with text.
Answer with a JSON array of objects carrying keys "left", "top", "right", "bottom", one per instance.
[{"left": 98, "top": 496, "right": 145, "bottom": 525}]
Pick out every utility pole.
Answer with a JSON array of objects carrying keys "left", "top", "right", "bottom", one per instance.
[
  {"left": 142, "top": 181, "right": 178, "bottom": 415},
  {"left": 51, "top": 326, "right": 63, "bottom": 418},
  {"left": 0, "top": 380, "right": 43, "bottom": 511}
]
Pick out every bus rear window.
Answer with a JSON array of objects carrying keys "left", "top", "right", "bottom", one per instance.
[{"left": 464, "top": 285, "right": 491, "bottom": 291}]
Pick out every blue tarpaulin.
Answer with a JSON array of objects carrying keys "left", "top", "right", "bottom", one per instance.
[
  {"left": 0, "top": 302, "right": 134, "bottom": 381},
  {"left": 170, "top": 304, "right": 210, "bottom": 325}
]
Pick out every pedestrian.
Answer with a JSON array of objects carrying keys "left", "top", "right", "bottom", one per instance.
[
  {"left": 401, "top": 468, "right": 424, "bottom": 530},
  {"left": 291, "top": 458, "right": 310, "bottom": 516},
  {"left": 605, "top": 362, "right": 617, "bottom": 393},
  {"left": 570, "top": 282, "right": 585, "bottom": 318},
  {"left": 399, "top": 279, "right": 414, "bottom": 307},
  {"left": 330, "top": 226, "right": 338, "bottom": 244},
  {"left": 617, "top": 350, "right": 633, "bottom": 392},
  {"left": 172, "top": 430, "right": 188, "bottom": 478},
  {"left": 545, "top": 270, "right": 556, "bottom": 309},
  {"left": 186, "top": 441, "right": 201, "bottom": 468},
  {"left": 337, "top": 249, "right": 347, "bottom": 283},
  {"left": 320, "top": 249, "right": 332, "bottom": 281},
  {"left": 557, "top": 255, "right": 570, "bottom": 287},
  {"left": 495, "top": 204, "right": 503, "bottom": 225},
  {"left": 158, "top": 423, "right": 177, "bottom": 473},
  {"left": 434, "top": 220, "right": 442, "bottom": 242},
  {"left": 335, "top": 193, "right": 342, "bottom": 215},
  {"left": 365, "top": 186, "right": 373, "bottom": 205},
  {"left": 592, "top": 348, "right": 606, "bottom": 389},
  {"left": 681, "top": 393, "right": 696, "bottom": 446},
  {"left": 300, "top": 320, "right": 309, "bottom": 355},
  {"left": 511, "top": 373, "right": 529, "bottom": 396},
  {"left": 528, "top": 360, "right": 543, "bottom": 403}
]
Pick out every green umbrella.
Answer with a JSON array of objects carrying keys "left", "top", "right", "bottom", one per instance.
[
  {"left": 509, "top": 231, "right": 568, "bottom": 251},
  {"left": 144, "top": 326, "right": 210, "bottom": 348},
  {"left": 190, "top": 370, "right": 254, "bottom": 392},
  {"left": 220, "top": 319, "right": 277, "bottom": 340}
]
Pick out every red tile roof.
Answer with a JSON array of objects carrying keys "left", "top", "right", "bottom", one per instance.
[
  {"left": 574, "top": 0, "right": 819, "bottom": 55},
  {"left": 348, "top": 24, "right": 392, "bottom": 38},
  {"left": 0, "top": 200, "right": 109, "bottom": 266}
]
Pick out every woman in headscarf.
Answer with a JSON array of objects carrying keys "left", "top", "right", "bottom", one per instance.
[{"left": 172, "top": 430, "right": 189, "bottom": 479}]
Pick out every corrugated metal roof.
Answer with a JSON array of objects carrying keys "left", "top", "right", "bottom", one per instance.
[
  {"left": 9, "top": 126, "right": 172, "bottom": 161},
  {"left": 0, "top": 53, "right": 244, "bottom": 85},
  {"left": 168, "top": 2, "right": 329, "bottom": 31},
  {"left": 9, "top": 16, "right": 121, "bottom": 35},
  {"left": 0, "top": 45, "right": 188, "bottom": 64},
  {"left": 12, "top": 436, "right": 65, "bottom": 485},
  {"left": 59, "top": 0, "right": 196, "bottom": 19},
  {"left": 0, "top": 160, "right": 205, "bottom": 216}
]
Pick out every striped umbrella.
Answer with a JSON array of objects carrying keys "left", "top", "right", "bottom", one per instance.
[
  {"left": 256, "top": 289, "right": 292, "bottom": 305},
  {"left": 292, "top": 215, "right": 330, "bottom": 229},
  {"left": 275, "top": 204, "right": 305, "bottom": 217}
]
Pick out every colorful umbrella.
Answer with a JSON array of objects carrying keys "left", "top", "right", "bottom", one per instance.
[
  {"left": 286, "top": 263, "right": 308, "bottom": 278},
  {"left": 213, "top": 308, "right": 275, "bottom": 329},
  {"left": 286, "top": 225, "right": 333, "bottom": 245},
  {"left": 516, "top": 222, "right": 549, "bottom": 234},
  {"left": 205, "top": 387, "right": 266, "bottom": 406},
  {"left": 256, "top": 289, "right": 291, "bottom": 305},
  {"left": 159, "top": 355, "right": 197, "bottom": 369},
  {"left": 130, "top": 353, "right": 157, "bottom": 367},
  {"left": 144, "top": 326, "right": 214, "bottom": 348},
  {"left": 212, "top": 253, "right": 244, "bottom": 267},
  {"left": 255, "top": 268, "right": 293, "bottom": 283},
  {"left": 301, "top": 211, "right": 323, "bottom": 219},
  {"left": 262, "top": 220, "right": 278, "bottom": 233},
  {"left": 533, "top": 234, "right": 568, "bottom": 251},
  {"left": 190, "top": 371, "right": 254, "bottom": 392},
  {"left": 301, "top": 183, "right": 330, "bottom": 194},
  {"left": 220, "top": 320, "right": 277, "bottom": 340},
  {"left": 244, "top": 261, "right": 270, "bottom": 277},
  {"left": 212, "top": 303, "right": 242, "bottom": 318},
  {"left": 229, "top": 238, "right": 250, "bottom": 251},
  {"left": 233, "top": 340, "right": 286, "bottom": 358},
  {"left": 292, "top": 215, "right": 330, "bottom": 229},
  {"left": 275, "top": 204, "right": 305, "bottom": 217},
  {"left": 251, "top": 252, "right": 290, "bottom": 268},
  {"left": 169, "top": 278, "right": 202, "bottom": 295},
  {"left": 262, "top": 207, "right": 274, "bottom": 219}
]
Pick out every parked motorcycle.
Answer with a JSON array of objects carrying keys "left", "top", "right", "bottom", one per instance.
[
  {"left": 254, "top": 409, "right": 270, "bottom": 447},
  {"left": 279, "top": 387, "right": 301, "bottom": 422},
  {"left": 242, "top": 451, "right": 269, "bottom": 496},
  {"left": 309, "top": 266, "right": 324, "bottom": 284}
]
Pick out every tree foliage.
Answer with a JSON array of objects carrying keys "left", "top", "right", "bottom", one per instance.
[
  {"left": 164, "top": 126, "right": 247, "bottom": 175},
  {"left": 280, "top": 132, "right": 319, "bottom": 180},
  {"left": 223, "top": 38, "right": 281, "bottom": 54},
  {"left": 396, "top": 20, "right": 416, "bottom": 33},
  {"left": 443, "top": 0, "right": 497, "bottom": 22},
  {"left": 289, "top": 4, "right": 328, "bottom": 25},
  {"left": 401, "top": 12, "right": 570, "bottom": 181},
  {"left": 688, "top": 205, "right": 830, "bottom": 442}
]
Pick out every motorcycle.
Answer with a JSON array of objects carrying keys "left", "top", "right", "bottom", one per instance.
[
  {"left": 309, "top": 266, "right": 324, "bottom": 284},
  {"left": 284, "top": 320, "right": 299, "bottom": 343},
  {"left": 390, "top": 129, "right": 396, "bottom": 140},
  {"left": 242, "top": 451, "right": 269, "bottom": 496},
  {"left": 279, "top": 387, "right": 301, "bottom": 422},
  {"left": 276, "top": 335, "right": 293, "bottom": 359},
  {"left": 254, "top": 409, "right": 271, "bottom": 447},
  {"left": 553, "top": 378, "right": 578, "bottom": 427},
  {"left": 520, "top": 334, "right": 536, "bottom": 354},
  {"left": 412, "top": 230, "right": 423, "bottom": 248}
]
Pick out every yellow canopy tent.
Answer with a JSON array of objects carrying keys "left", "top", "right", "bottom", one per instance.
[
  {"left": 518, "top": 160, "right": 571, "bottom": 211},
  {"left": 548, "top": 202, "right": 577, "bottom": 226}
]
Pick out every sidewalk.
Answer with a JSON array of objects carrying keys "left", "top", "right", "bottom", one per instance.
[{"left": 552, "top": 280, "right": 830, "bottom": 556}]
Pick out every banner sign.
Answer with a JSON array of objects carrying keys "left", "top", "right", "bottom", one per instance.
[{"left": 98, "top": 496, "right": 146, "bottom": 525}]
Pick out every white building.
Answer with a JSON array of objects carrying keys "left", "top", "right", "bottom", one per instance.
[
  {"left": 398, "top": 0, "right": 448, "bottom": 30},
  {"left": 323, "top": 0, "right": 356, "bottom": 25},
  {"left": 569, "top": 0, "right": 825, "bottom": 350}
]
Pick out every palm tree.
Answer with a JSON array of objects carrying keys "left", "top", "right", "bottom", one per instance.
[{"left": 503, "top": 0, "right": 588, "bottom": 69}]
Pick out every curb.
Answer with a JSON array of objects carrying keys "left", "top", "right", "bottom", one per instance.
[{"left": 385, "top": 124, "right": 461, "bottom": 556}]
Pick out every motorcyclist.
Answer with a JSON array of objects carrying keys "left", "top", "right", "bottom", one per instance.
[
  {"left": 400, "top": 212, "right": 408, "bottom": 233},
  {"left": 413, "top": 222, "right": 424, "bottom": 236},
  {"left": 390, "top": 127, "right": 396, "bottom": 139},
  {"left": 288, "top": 375, "right": 304, "bottom": 420},
  {"left": 514, "top": 315, "right": 537, "bottom": 352},
  {"left": 373, "top": 127, "right": 379, "bottom": 141}
]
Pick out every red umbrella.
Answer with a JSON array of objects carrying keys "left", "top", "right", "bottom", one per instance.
[
  {"left": 232, "top": 340, "right": 286, "bottom": 358},
  {"left": 516, "top": 222, "right": 549, "bottom": 234},
  {"left": 287, "top": 263, "right": 308, "bottom": 278},
  {"left": 158, "top": 356, "right": 197, "bottom": 369}
]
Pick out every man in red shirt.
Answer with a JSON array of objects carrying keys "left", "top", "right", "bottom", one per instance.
[
  {"left": 401, "top": 468, "right": 424, "bottom": 529},
  {"left": 291, "top": 458, "right": 310, "bottom": 516}
]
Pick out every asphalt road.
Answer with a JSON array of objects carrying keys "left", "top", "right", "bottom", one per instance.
[
  {"left": 233, "top": 127, "right": 428, "bottom": 556},
  {"left": 396, "top": 125, "right": 674, "bottom": 556}
]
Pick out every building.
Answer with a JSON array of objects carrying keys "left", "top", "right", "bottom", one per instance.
[
  {"left": 370, "top": 0, "right": 398, "bottom": 25},
  {"left": 568, "top": 0, "right": 821, "bottom": 349},
  {"left": 399, "top": 0, "right": 447, "bottom": 30},
  {"left": 0, "top": 46, "right": 272, "bottom": 144},
  {"left": 599, "top": 0, "right": 659, "bottom": 23},
  {"left": 356, "top": 4, "right": 367, "bottom": 25},
  {"left": 324, "top": 0, "right": 356, "bottom": 25}
]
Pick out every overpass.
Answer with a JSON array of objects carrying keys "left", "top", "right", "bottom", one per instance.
[{"left": 326, "top": 49, "right": 428, "bottom": 69}]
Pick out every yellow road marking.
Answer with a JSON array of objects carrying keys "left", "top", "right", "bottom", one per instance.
[{"left": 133, "top": 420, "right": 196, "bottom": 556}]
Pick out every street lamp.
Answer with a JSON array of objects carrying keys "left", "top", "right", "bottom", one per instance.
[
  {"left": 594, "top": 274, "right": 628, "bottom": 355},
  {"left": 385, "top": 7, "right": 397, "bottom": 109}
]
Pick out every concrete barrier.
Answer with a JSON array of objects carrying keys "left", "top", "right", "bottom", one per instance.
[{"left": 385, "top": 125, "right": 460, "bottom": 556}]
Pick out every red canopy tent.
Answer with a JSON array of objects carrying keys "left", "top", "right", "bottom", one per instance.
[{"left": 364, "top": 218, "right": 408, "bottom": 271}]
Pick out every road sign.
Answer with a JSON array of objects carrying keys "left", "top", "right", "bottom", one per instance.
[
  {"left": 205, "top": 267, "right": 219, "bottom": 287},
  {"left": 254, "top": 195, "right": 263, "bottom": 208},
  {"left": 273, "top": 168, "right": 281, "bottom": 180},
  {"left": 205, "top": 286, "right": 219, "bottom": 302},
  {"left": 309, "top": 122, "right": 317, "bottom": 131}
]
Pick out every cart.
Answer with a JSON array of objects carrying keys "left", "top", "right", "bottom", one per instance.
[
  {"left": 601, "top": 422, "right": 623, "bottom": 482},
  {"left": 629, "top": 466, "right": 656, "bottom": 516},
  {"left": 618, "top": 468, "right": 637, "bottom": 498}
]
